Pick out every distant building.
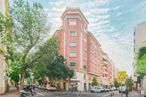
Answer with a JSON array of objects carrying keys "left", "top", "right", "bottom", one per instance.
[
  {"left": 87, "top": 32, "right": 103, "bottom": 89},
  {"left": 0, "top": 0, "right": 8, "bottom": 94},
  {"left": 101, "top": 53, "right": 114, "bottom": 86},
  {"left": 55, "top": 7, "right": 114, "bottom": 91}
]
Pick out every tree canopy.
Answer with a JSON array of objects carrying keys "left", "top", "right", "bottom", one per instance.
[
  {"left": 33, "top": 37, "right": 74, "bottom": 84},
  {"left": 92, "top": 77, "right": 99, "bottom": 86},
  {"left": 138, "top": 46, "right": 146, "bottom": 59},
  {"left": 137, "top": 54, "right": 146, "bottom": 78},
  {"left": 0, "top": 0, "right": 49, "bottom": 89}
]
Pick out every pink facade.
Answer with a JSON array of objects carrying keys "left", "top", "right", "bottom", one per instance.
[
  {"left": 54, "top": 8, "right": 114, "bottom": 91},
  {"left": 87, "top": 33, "right": 103, "bottom": 83},
  {"left": 101, "top": 53, "right": 114, "bottom": 86}
]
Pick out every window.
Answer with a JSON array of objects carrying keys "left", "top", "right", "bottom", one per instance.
[
  {"left": 69, "top": 21, "right": 77, "bottom": 26},
  {"left": 69, "top": 42, "right": 76, "bottom": 46},
  {"left": 70, "top": 31, "right": 76, "bottom": 36},
  {"left": 70, "top": 62, "right": 76, "bottom": 66},
  {"left": 69, "top": 52, "right": 76, "bottom": 57}
]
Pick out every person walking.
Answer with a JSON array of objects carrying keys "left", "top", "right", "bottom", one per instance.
[{"left": 125, "top": 88, "right": 129, "bottom": 97}]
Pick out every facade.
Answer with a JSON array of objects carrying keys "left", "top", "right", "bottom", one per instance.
[
  {"left": 101, "top": 53, "right": 114, "bottom": 86},
  {"left": 134, "top": 22, "right": 146, "bottom": 75},
  {"left": 55, "top": 8, "right": 114, "bottom": 91},
  {"left": 133, "top": 22, "right": 146, "bottom": 92},
  {"left": 0, "top": 0, "right": 8, "bottom": 94},
  {"left": 87, "top": 32, "right": 103, "bottom": 89}
]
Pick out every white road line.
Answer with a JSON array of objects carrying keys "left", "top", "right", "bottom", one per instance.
[{"left": 37, "top": 92, "right": 45, "bottom": 96}]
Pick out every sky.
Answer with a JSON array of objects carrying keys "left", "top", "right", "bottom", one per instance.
[{"left": 9, "top": 0, "right": 146, "bottom": 76}]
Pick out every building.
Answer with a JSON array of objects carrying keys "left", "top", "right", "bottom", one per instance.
[
  {"left": 55, "top": 8, "right": 114, "bottom": 91},
  {"left": 55, "top": 8, "right": 89, "bottom": 91},
  {"left": 134, "top": 22, "right": 146, "bottom": 75},
  {"left": 0, "top": 0, "right": 8, "bottom": 94},
  {"left": 133, "top": 22, "right": 146, "bottom": 92},
  {"left": 101, "top": 53, "right": 114, "bottom": 86},
  {"left": 87, "top": 32, "right": 103, "bottom": 89}
]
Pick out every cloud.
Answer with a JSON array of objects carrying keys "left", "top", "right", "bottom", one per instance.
[
  {"left": 96, "top": 0, "right": 110, "bottom": 4},
  {"left": 96, "top": 8, "right": 110, "bottom": 14},
  {"left": 51, "top": 7, "right": 65, "bottom": 13}
]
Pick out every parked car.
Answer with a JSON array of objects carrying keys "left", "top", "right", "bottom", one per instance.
[
  {"left": 46, "top": 84, "right": 56, "bottom": 91},
  {"left": 105, "top": 88, "right": 111, "bottom": 92},
  {"left": 90, "top": 86, "right": 102, "bottom": 93},
  {"left": 119, "top": 86, "right": 126, "bottom": 93},
  {"left": 98, "top": 87, "right": 106, "bottom": 92},
  {"left": 111, "top": 87, "right": 116, "bottom": 91}
]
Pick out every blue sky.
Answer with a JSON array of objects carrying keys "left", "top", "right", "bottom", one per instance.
[{"left": 10, "top": 0, "right": 146, "bottom": 76}]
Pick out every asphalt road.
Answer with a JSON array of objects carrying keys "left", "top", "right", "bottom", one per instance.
[{"left": 35, "top": 89, "right": 117, "bottom": 97}]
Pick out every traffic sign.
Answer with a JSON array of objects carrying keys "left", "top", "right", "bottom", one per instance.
[{"left": 117, "top": 71, "right": 126, "bottom": 82}]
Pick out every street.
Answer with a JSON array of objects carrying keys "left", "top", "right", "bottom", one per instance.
[
  {"left": 35, "top": 89, "right": 116, "bottom": 97},
  {"left": 35, "top": 89, "right": 141, "bottom": 97},
  {"left": 0, "top": 89, "right": 142, "bottom": 97}
]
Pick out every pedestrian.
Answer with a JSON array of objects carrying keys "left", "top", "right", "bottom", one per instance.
[{"left": 125, "top": 88, "right": 129, "bottom": 97}]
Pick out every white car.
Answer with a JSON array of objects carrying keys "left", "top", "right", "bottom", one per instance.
[
  {"left": 119, "top": 86, "right": 126, "bottom": 93},
  {"left": 46, "top": 84, "right": 56, "bottom": 91},
  {"left": 90, "top": 86, "right": 102, "bottom": 93}
]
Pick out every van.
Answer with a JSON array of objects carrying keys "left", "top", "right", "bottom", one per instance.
[{"left": 119, "top": 86, "right": 126, "bottom": 93}]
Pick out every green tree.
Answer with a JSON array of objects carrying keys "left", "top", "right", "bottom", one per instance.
[
  {"left": 138, "top": 46, "right": 146, "bottom": 59},
  {"left": 114, "top": 79, "right": 120, "bottom": 88},
  {"left": 33, "top": 37, "right": 74, "bottom": 85},
  {"left": 126, "top": 78, "right": 134, "bottom": 89},
  {"left": 0, "top": 0, "right": 49, "bottom": 90},
  {"left": 92, "top": 77, "right": 99, "bottom": 86},
  {"left": 137, "top": 54, "right": 146, "bottom": 78}
]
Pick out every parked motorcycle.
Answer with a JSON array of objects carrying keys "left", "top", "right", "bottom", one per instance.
[{"left": 20, "top": 85, "right": 36, "bottom": 97}]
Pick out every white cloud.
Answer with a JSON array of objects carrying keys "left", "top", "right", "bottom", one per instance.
[
  {"left": 96, "top": 0, "right": 110, "bottom": 4},
  {"left": 96, "top": 8, "right": 110, "bottom": 14},
  {"left": 51, "top": 7, "right": 65, "bottom": 13}
]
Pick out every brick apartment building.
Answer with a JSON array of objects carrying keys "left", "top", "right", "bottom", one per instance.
[{"left": 54, "top": 8, "right": 114, "bottom": 91}]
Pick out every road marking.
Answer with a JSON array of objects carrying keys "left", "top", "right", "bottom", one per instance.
[{"left": 37, "top": 92, "right": 45, "bottom": 96}]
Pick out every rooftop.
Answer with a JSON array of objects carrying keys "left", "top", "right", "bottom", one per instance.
[{"left": 61, "top": 7, "right": 89, "bottom": 24}]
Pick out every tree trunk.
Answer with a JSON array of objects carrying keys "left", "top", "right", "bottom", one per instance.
[
  {"left": 15, "top": 83, "right": 19, "bottom": 91},
  {"left": 19, "top": 72, "right": 25, "bottom": 90}
]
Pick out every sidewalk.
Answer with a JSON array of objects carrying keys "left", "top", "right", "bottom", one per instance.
[
  {"left": 110, "top": 91, "right": 142, "bottom": 97},
  {"left": 0, "top": 90, "right": 19, "bottom": 97}
]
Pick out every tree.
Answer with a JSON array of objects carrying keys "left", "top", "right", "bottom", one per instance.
[
  {"left": 138, "top": 46, "right": 146, "bottom": 59},
  {"left": 126, "top": 78, "right": 134, "bottom": 89},
  {"left": 114, "top": 79, "right": 119, "bottom": 88},
  {"left": 33, "top": 37, "right": 74, "bottom": 85},
  {"left": 137, "top": 54, "right": 146, "bottom": 78},
  {"left": 46, "top": 55, "right": 74, "bottom": 81},
  {"left": 92, "top": 77, "right": 99, "bottom": 86},
  {"left": 0, "top": 0, "right": 49, "bottom": 90}
]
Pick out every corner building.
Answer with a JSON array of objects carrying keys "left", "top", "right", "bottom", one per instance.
[{"left": 55, "top": 8, "right": 114, "bottom": 91}]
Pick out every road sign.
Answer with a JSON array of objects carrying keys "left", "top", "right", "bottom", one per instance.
[{"left": 117, "top": 71, "right": 126, "bottom": 82}]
